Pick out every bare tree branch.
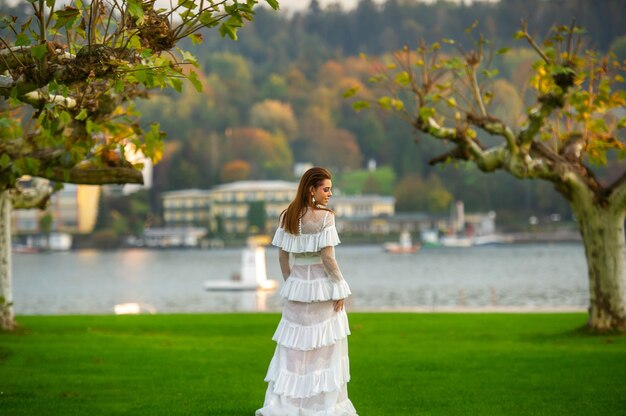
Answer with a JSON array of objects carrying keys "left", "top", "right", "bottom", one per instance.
[{"left": 466, "top": 114, "right": 518, "bottom": 154}]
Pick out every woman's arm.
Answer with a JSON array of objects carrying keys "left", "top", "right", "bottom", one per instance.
[
  {"left": 320, "top": 245, "right": 344, "bottom": 282},
  {"left": 278, "top": 249, "right": 290, "bottom": 280}
]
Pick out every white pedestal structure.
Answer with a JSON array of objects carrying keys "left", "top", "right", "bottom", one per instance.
[{"left": 205, "top": 245, "right": 279, "bottom": 291}]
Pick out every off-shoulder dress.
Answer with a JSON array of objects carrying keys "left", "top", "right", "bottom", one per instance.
[{"left": 255, "top": 208, "right": 358, "bottom": 416}]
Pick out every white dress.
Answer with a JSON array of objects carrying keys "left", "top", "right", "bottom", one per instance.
[{"left": 256, "top": 209, "right": 358, "bottom": 416}]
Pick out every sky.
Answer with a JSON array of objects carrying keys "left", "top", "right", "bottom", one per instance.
[
  {"left": 1, "top": 0, "right": 492, "bottom": 13},
  {"left": 271, "top": 0, "right": 496, "bottom": 14}
]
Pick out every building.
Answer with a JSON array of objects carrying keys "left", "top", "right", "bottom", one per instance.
[
  {"left": 161, "top": 181, "right": 298, "bottom": 234},
  {"left": 210, "top": 181, "right": 297, "bottom": 234},
  {"left": 12, "top": 183, "right": 100, "bottom": 234},
  {"left": 161, "top": 189, "right": 213, "bottom": 228},
  {"left": 329, "top": 195, "right": 395, "bottom": 234}
]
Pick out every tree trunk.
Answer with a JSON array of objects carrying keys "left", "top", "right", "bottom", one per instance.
[
  {"left": 573, "top": 199, "right": 626, "bottom": 331},
  {"left": 0, "top": 190, "right": 16, "bottom": 330}
]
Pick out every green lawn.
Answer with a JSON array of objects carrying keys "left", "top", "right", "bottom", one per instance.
[{"left": 1, "top": 313, "right": 625, "bottom": 415}]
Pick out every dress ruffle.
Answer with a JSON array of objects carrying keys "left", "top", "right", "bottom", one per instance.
[
  {"left": 280, "top": 277, "right": 352, "bottom": 302},
  {"left": 272, "top": 311, "right": 351, "bottom": 351},
  {"left": 265, "top": 356, "right": 351, "bottom": 399},
  {"left": 272, "top": 227, "right": 340, "bottom": 253},
  {"left": 256, "top": 396, "right": 358, "bottom": 416}
]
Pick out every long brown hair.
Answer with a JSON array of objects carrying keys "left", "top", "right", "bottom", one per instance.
[{"left": 281, "top": 167, "right": 333, "bottom": 234}]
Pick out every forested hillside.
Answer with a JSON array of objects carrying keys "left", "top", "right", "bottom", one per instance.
[{"left": 3, "top": 0, "right": 625, "bottom": 223}]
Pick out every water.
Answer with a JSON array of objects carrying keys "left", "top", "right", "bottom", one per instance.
[{"left": 12, "top": 244, "right": 589, "bottom": 315}]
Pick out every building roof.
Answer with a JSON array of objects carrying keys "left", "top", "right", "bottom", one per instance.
[
  {"left": 144, "top": 227, "right": 207, "bottom": 237},
  {"left": 330, "top": 195, "right": 395, "bottom": 204},
  {"left": 161, "top": 189, "right": 212, "bottom": 199},
  {"left": 211, "top": 180, "right": 298, "bottom": 192}
]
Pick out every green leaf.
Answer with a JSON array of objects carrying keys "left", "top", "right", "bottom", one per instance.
[
  {"left": 514, "top": 31, "right": 526, "bottom": 40},
  {"left": 419, "top": 106, "right": 436, "bottom": 120},
  {"left": 343, "top": 87, "right": 359, "bottom": 99},
  {"left": 0, "top": 153, "right": 11, "bottom": 169},
  {"left": 378, "top": 96, "right": 392, "bottom": 110},
  {"left": 265, "top": 0, "right": 279, "bottom": 10},
  {"left": 170, "top": 77, "right": 183, "bottom": 93},
  {"left": 391, "top": 99, "right": 404, "bottom": 111},
  {"left": 395, "top": 71, "right": 411, "bottom": 86},
  {"left": 114, "top": 79, "right": 125, "bottom": 93},
  {"left": 126, "top": 0, "right": 144, "bottom": 19},
  {"left": 59, "top": 111, "right": 71, "bottom": 125},
  {"left": 75, "top": 109, "right": 88, "bottom": 120},
  {"left": 177, "top": 0, "right": 197, "bottom": 10},
  {"left": 15, "top": 33, "right": 30, "bottom": 46},
  {"left": 53, "top": 6, "right": 80, "bottom": 29},
  {"left": 190, "top": 33, "right": 203, "bottom": 45},
  {"left": 497, "top": 47, "right": 511, "bottom": 55},
  {"left": 352, "top": 101, "right": 370, "bottom": 112},
  {"left": 481, "top": 69, "right": 499, "bottom": 79},
  {"left": 199, "top": 11, "right": 217, "bottom": 26},
  {"left": 30, "top": 43, "right": 47, "bottom": 59},
  {"left": 445, "top": 97, "right": 457, "bottom": 108},
  {"left": 179, "top": 49, "right": 198, "bottom": 66},
  {"left": 367, "top": 74, "right": 386, "bottom": 83},
  {"left": 219, "top": 22, "right": 238, "bottom": 40},
  {"left": 187, "top": 70, "right": 203, "bottom": 92},
  {"left": 86, "top": 119, "right": 97, "bottom": 134},
  {"left": 617, "top": 117, "right": 626, "bottom": 129}
]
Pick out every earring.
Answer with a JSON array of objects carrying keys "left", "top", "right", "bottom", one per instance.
[{"left": 312, "top": 195, "right": 316, "bottom": 204}]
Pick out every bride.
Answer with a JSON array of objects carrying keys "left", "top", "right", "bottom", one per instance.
[{"left": 256, "top": 167, "right": 358, "bottom": 416}]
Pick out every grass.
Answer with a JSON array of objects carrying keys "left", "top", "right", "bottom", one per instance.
[{"left": 1, "top": 313, "right": 625, "bottom": 415}]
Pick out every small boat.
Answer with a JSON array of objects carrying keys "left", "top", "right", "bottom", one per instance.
[
  {"left": 440, "top": 235, "right": 474, "bottom": 247},
  {"left": 384, "top": 230, "right": 420, "bottom": 254},
  {"left": 204, "top": 237, "right": 279, "bottom": 291},
  {"left": 12, "top": 245, "right": 40, "bottom": 254}
]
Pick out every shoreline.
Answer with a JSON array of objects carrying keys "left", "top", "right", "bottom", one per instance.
[{"left": 13, "top": 306, "right": 589, "bottom": 317}]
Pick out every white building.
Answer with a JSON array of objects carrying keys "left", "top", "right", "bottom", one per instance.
[
  {"left": 12, "top": 183, "right": 100, "bottom": 234},
  {"left": 329, "top": 195, "right": 395, "bottom": 234},
  {"left": 161, "top": 180, "right": 298, "bottom": 234},
  {"left": 210, "top": 180, "right": 297, "bottom": 233}
]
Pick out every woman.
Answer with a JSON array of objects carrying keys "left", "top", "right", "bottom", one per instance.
[{"left": 256, "top": 167, "right": 358, "bottom": 416}]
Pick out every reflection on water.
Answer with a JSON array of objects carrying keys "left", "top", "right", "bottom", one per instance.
[{"left": 13, "top": 244, "right": 589, "bottom": 315}]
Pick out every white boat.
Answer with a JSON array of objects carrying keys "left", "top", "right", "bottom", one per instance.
[
  {"left": 472, "top": 234, "right": 515, "bottom": 245},
  {"left": 384, "top": 230, "right": 420, "bottom": 253},
  {"left": 204, "top": 238, "right": 279, "bottom": 291},
  {"left": 439, "top": 235, "right": 474, "bottom": 247}
]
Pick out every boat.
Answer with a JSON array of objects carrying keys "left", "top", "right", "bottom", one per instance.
[
  {"left": 439, "top": 234, "right": 474, "bottom": 247},
  {"left": 12, "top": 245, "right": 40, "bottom": 254},
  {"left": 384, "top": 230, "right": 420, "bottom": 253},
  {"left": 472, "top": 234, "right": 515, "bottom": 245},
  {"left": 204, "top": 237, "right": 279, "bottom": 291}
]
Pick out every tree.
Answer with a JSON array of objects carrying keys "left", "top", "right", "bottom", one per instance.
[
  {"left": 249, "top": 99, "right": 298, "bottom": 139},
  {"left": 0, "top": 0, "right": 278, "bottom": 330},
  {"left": 225, "top": 127, "right": 293, "bottom": 178},
  {"left": 220, "top": 159, "right": 252, "bottom": 182},
  {"left": 394, "top": 174, "right": 453, "bottom": 213},
  {"left": 348, "top": 23, "right": 626, "bottom": 331},
  {"left": 247, "top": 200, "right": 266, "bottom": 233}
]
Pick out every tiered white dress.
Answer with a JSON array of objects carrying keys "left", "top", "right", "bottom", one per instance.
[{"left": 256, "top": 209, "right": 358, "bottom": 416}]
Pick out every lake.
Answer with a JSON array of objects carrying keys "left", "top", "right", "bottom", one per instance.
[{"left": 12, "top": 243, "right": 589, "bottom": 315}]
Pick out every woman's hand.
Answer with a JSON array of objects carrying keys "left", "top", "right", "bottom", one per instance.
[{"left": 333, "top": 299, "right": 344, "bottom": 312}]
